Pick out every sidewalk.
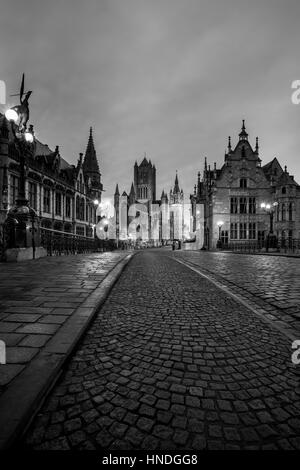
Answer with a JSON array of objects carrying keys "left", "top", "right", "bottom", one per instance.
[{"left": 0, "top": 251, "right": 134, "bottom": 449}]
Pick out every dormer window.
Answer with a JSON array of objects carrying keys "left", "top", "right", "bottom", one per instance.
[{"left": 240, "top": 178, "right": 247, "bottom": 189}]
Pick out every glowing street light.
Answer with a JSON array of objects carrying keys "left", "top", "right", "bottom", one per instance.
[
  {"left": 24, "top": 131, "right": 34, "bottom": 143},
  {"left": 260, "top": 201, "right": 278, "bottom": 251},
  {"left": 217, "top": 220, "right": 224, "bottom": 249},
  {"left": 5, "top": 108, "right": 19, "bottom": 123}
]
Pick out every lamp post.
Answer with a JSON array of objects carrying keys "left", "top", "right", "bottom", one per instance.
[
  {"left": 260, "top": 201, "right": 278, "bottom": 252},
  {"left": 217, "top": 220, "right": 223, "bottom": 249},
  {"left": 3, "top": 95, "right": 40, "bottom": 260}
]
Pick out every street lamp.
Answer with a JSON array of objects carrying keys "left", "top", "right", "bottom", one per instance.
[
  {"left": 217, "top": 220, "right": 223, "bottom": 248},
  {"left": 260, "top": 201, "right": 278, "bottom": 251},
  {"left": 3, "top": 76, "right": 41, "bottom": 260}
]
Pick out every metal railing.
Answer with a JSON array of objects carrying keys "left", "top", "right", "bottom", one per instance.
[
  {"left": 221, "top": 237, "right": 300, "bottom": 255},
  {"left": 40, "top": 227, "right": 97, "bottom": 256}
]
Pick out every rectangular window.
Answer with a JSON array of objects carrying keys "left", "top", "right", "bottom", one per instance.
[
  {"left": 43, "top": 188, "right": 51, "bottom": 213},
  {"left": 230, "top": 197, "right": 238, "bottom": 214},
  {"left": 249, "top": 197, "right": 256, "bottom": 214},
  {"left": 239, "top": 197, "right": 247, "bottom": 214},
  {"left": 66, "top": 196, "right": 71, "bottom": 218},
  {"left": 249, "top": 222, "right": 256, "bottom": 239},
  {"left": 76, "top": 226, "right": 85, "bottom": 236},
  {"left": 230, "top": 223, "right": 238, "bottom": 239},
  {"left": 28, "top": 182, "right": 37, "bottom": 210},
  {"left": 240, "top": 178, "right": 247, "bottom": 189},
  {"left": 281, "top": 204, "right": 286, "bottom": 221},
  {"left": 288, "top": 203, "right": 293, "bottom": 221},
  {"left": 55, "top": 192, "right": 62, "bottom": 216},
  {"left": 239, "top": 223, "right": 247, "bottom": 239},
  {"left": 9, "top": 175, "right": 19, "bottom": 205}
]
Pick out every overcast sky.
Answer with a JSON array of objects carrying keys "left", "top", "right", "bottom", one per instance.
[{"left": 1, "top": 0, "right": 300, "bottom": 200}]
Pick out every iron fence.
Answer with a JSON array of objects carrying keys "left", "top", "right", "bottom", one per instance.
[
  {"left": 221, "top": 237, "right": 300, "bottom": 255},
  {"left": 40, "top": 227, "right": 97, "bottom": 256}
]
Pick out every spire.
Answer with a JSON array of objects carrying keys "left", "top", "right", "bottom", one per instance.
[
  {"left": 83, "top": 126, "right": 100, "bottom": 176},
  {"left": 228, "top": 136, "right": 231, "bottom": 151},
  {"left": 204, "top": 157, "right": 207, "bottom": 171},
  {"left": 239, "top": 119, "right": 248, "bottom": 141},
  {"left": 174, "top": 171, "right": 180, "bottom": 193},
  {"left": 141, "top": 153, "right": 148, "bottom": 165},
  {"left": 114, "top": 183, "right": 120, "bottom": 196},
  {"left": 255, "top": 136, "right": 259, "bottom": 153},
  {"left": 129, "top": 182, "right": 135, "bottom": 196}
]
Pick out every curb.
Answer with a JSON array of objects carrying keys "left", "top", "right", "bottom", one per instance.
[{"left": 0, "top": 253, "right": 134, "bottom": 449}]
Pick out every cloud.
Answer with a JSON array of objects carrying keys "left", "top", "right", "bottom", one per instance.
[{"left": 0, "top": 0, "right": 300, "bottom": 198}]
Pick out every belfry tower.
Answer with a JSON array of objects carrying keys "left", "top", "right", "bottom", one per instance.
[{"left": 134, "top": 155, "right": 156, "bottom": 203}]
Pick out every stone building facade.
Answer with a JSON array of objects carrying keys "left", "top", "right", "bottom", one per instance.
[
  {"left": 114, "top": 158, "right": 189, "bottom": 244},
  {"left": 191, "top": 121, "right": 300, "bottom": 250},
  {"left": 0, "top": 115, "right": 102, "bottom": 243}
]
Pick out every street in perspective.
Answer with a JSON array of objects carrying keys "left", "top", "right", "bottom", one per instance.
[{"left": 1, "top": 0, "right": 300, "bottom": 460}]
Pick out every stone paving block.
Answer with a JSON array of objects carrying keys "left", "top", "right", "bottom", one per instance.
[
  {"left": 6, "top": 347, "right": 39, "bottom": 364},
  {"left": 38, "top": 315, "right": 68, "bottom": 325},
  {"left": 4, "top": 314, "right": 42, "bottom": 323},
  {"left": 0, "top": 333, "right": 25, "bottom": 346},
  {"left": 0, "top": 322, "right": 23, "bottom": 333},
  {"left": 16, "top": 323, "right": 60, "bottom": 335},
  {"left": 19, "top": 335, "right": 51, "bottom": 348},
  {"left": 0, "top": 364, "right": 25, "bottom": 386},
  {"left": 4, "top": 307, "right": 53, "bottom": 315},
  {"left": 51, "top": 308, "right": 75, "bottom": 316}
]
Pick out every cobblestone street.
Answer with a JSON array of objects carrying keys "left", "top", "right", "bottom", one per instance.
[
  {"left": 23, "top": 250, "right": 300, "bottom": 450},
  {"left": 174, "top": 251, "right": 300, "bottom": 333}
]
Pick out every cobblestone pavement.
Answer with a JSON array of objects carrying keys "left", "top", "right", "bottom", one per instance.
[
  {"left": 23, "top": 250, "right": 300, "bottom": 450},
  {"left": 0, "top": 252, "right": 128, "bottom": 395},
  {"left": 174, "top": 251, "right": 300, "bottom": 331}
]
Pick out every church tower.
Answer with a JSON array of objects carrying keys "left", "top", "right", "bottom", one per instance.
[
  {"left": 82, "top": 126, "right": 102, "bottom": 205},
  {"left": 83, "top": 127, "right": 102, "bottom": 187},
  {"left": 169, "top": 171, "right": 184, "bottom": 204},
  {"left": 134, "top": 155, "right": 156, "bottom": 203}
]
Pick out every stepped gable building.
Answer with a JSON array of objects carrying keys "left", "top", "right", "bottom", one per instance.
[
  {"left": 0, "top": 116, "right": 102, "bottom": 240},
  {"left": 191, "top": 120, "right": 300, "bottom": 250}
]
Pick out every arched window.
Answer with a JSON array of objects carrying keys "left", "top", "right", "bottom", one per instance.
[{"left": 282, "top": 187, "right": 286, "bottom": 194}]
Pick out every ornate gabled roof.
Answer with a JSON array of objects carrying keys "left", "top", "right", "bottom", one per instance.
[
  {"left": 83, "top": 127, "right": 100, "bottom": 175},
  {"left": 122, "top": 190, "right": 128, "bottom": 197},
  {"left": 262, "top": 157, "right": 284, "bottom": 182},
  {"left": 277, "top": 169, "right": 299, "bottom": 186}
]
